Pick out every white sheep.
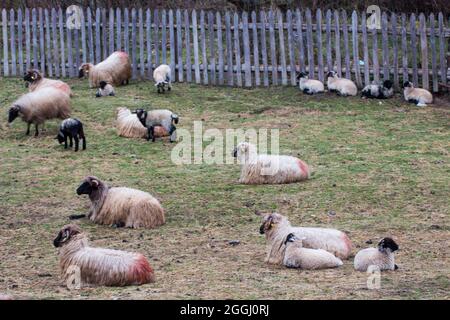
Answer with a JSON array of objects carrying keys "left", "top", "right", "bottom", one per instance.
[
  {"left": 354, "top": 237, "right": 399, "bottom": 272},
  {"left": 257, "top": 211, "right": 352, "bottom": 265},
  {"left": 76, "top": 176, "right": 165, "bottom": 229},
  {"left": 402, "top": 81, "right": 433, "bottom": 107},
  {"left": 283, "top": 233, "right": 343, "bottom": 269},
  {"left": 232, "top": 142, "right": 310, "bottom": 184},
  {"left": 79, "top": 51, "right": 132, "bottom": 88},
  {"left": 116, "top": 107, "right": 168, "bottom": 139},
  {"left": 24, "top": 69, "right": 73, "bottom": 97},
  {"left": 297, "top": 72, "right": 325, "bottom": 94},
  {"left": 327, "top": 71, "right": 358, "bottom": 96},
  {"left": 96, "top": 81, "right": 115, "bottom": 97},
  {"left": 53, "top": 224, "right": 155, "bottom": 287},
  {"left": 134, "top": 108, "right": 178, "bottom": 142},
  {"left": 361, "top": 80, "right": 394, "bottom": 99},
  {"left": 153, "top": 64, "right": 172, "bottom": 93}
]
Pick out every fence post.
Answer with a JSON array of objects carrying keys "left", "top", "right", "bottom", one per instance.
[
  {"left": 278, "top": 10, "right": 288, "bottom": 85},
  {"left": 225, "top": 11, "right": 233, "bottom": 86},
  {"left": 260, "top": 10, "right": 269, "bottom": 87},
  {"left": 361, "top": 11, "right": 370, "bottom": 86},
  {"left": 10, "top": 9, "right": 17, "bottom": 76},
  {"left": 419, "top": 13, "right": 429, "bottom": 90},
  {"left": 131, "top": 8, "right": 137, "bottom": 79},
  {"left": 381, "top": 12, "right": 389, "bottom": 81},
  {"left": 438, "top": 13, "right": 446, "bottom": 85},
  {"left": 200, "top": 10, "right": 208, "bottom": 85},
  {"left": 44, "top": 9, "right": 52, "bottom": 77},
  {"left": 87, "top": 8, "right": 94, "bottom": 64},
  {"left": 401, "top": 14, "right": 408, "bottom": 83},
  {"left": 176, "top": 9, "right": 183, "bottom": 82},
  {"left": 116, "top": 8, "right": 121, "bottom": 51},
  {"left": 316, "top": 9, "right": 324, "bottom": 83},
  {"left": 391, "top": 13, "right": 399, "bottom": 90},
  {"left": 169, "top": 9, "right": 175, "bottom": 81},
  {"left": 334, "top": 10, "right": 341, "bottom": 77},
  {"left": 109, "top": 8, "right": 114, "bottom": 55},
  {"left": 59, "top": 8, "right": 66, "bottom": 77},
  {"left": 233, "top": 12, "right": 242, "bottom": 87},
  {"left": 184, "top": 9, "right": 192, "bottom": 83},
  {"left": 18, "top": 8, "right": 24, "bottom": 76},
  {"left": 410, "top": 14, "right": 418, "bottom": 86},
  {"left": 305, "top": 9, "right": 314, "bottom": 78},
  {"left": 139, "top": 8, "right": 145, "bottom": 78},
  {"left": 352, "top": 11, "right": 362, "bottom": 87},
  {"left": 342, "top": 10, "right": 350, "bottom": 79},
  {"left": 243, "top": 11, "right": 252, "bottom": 87},
  {"left": 216, "top": 11, "right": 224, "bottom": 85},
  {"left": 295, "top": 9, "right": 305, "bottom": 73},
  {"left": 325, "top": 9, "right": 332, "bottom": 74},
  {"left": 269, "top": 10, "right": 278, "bottom": 85},
  {"left": 95, "top": 8, "right": 101, "bottom": 65},
  {"left": 192, "top": 10, "right": 200, "bottom": 84},
  {"left": 208, "top": 11, "right": 216, "bottom": 85},
  {"left": 286, "top": 9, "right": 296, "bottom": 85},
  {"left": 146, "top": 8, "right": 152, "bottom": 79}
]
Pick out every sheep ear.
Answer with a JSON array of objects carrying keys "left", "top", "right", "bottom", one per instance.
[{"left": 91, "top": 179, "right": 99, "bottom": 188}]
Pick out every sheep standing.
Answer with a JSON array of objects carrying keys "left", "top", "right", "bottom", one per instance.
[
  {"left": 23, "top": 69, "right": 73, "bottom": 97},
  {"left": 153, "top": 64, "right": 172, "bottom": 93},
  {"left": 327, "top": 71, "right": 358, "bottom": 96},
  {"left": 116, "top": 107, "right": 168, "bottom": 139},
  {"left": 7, "top": 87, "right": 71, "bottom": 136},
  {"left": 96, "top": 81, "right": 115, "bottom": 97},
  {"left": 354, "top": 238, "right": 399, "bottom": 272},
  {"left": 296, "top": 72, "right": 324, "bottom": 94},
  {"left": 283, "top": 233, "right": 343, "bottom": 269},
  {"left": 361, "top": 80, "right": 394, "bottom": 99},
  {"left": 232, "top": 142, "right": 310, "bottom": 184},
  {"left": 79, "top": 51, "right": 132, "bottom": 88},
  {"left": 258, "top": 211, "right": 352, "bottom": 265},
  {"left": 55, "top": 118, "right": 86, "bottom": 151},
  {"left": 76, "top": 176, "right": 165, "bottom": 229},
  {"left": 134, "top": 108, "right": 178, "bottom": 142},
  {"left": 402, "top": 81, "right": 433, "bottom": 107},
  {"left": 54, "top": 224, "right": 155, "bottom": 287}
]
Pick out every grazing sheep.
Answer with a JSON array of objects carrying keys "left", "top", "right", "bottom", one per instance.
[
  {"left": 7, "top": 87, "right": 71, "bottom": 136},
  {"left": 361, "top": 80, "right": 394, "bottom": 99},
  {"left": 354, "top": 237, "right": 399, "bottom": 272},
  {"left": 96, "top": 81, "right": 115, "bottom": 97},
  {"left": 296, "top": 72, "right": 325, "bottom": 94},
  {"left": 283, "top": 233, "right": 343, "bottom": 269},
  {"left": 116, "top": 107, "right": 168, "bottom": 139},
  {"left": 23, "top": 69, "right": 73, "bottom": 97},
  {"left": 232, "top": 142, "right": 310, "bottom": 184},
  {"left": 257, "top": 211, "right": 352, "bottom": 265},
  {"left": 79, "top": 51, "right": 132, "bottom": 88},
  {"left": 153, "top": 64, "right": 172, "bottom": 93},
  {"left": 76, "top": 176, "right": 165, "bottom": 229},
  {"left": 402, "top": 81, "right": 433, "bottom": 107},
  {"left": 327, "top": 71, "right": 358, "bottom": 96},
  {"left": 134, "top": 108, "right": 178, "bottom": 142},
  {"left": 53, "top": 224, "right": 155, "bottom": 287},
  {"left": 55, "top": 118, "right": 86, "bottom": 151}
]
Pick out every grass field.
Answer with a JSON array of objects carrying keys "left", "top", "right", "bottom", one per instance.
[{"left": 0, "top": 78, "right": 448, "bottom": 300}]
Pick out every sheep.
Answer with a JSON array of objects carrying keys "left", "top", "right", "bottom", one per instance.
[
  {"left": 116, "top": 107, "right": 168, "bottom": 139},
  {"left": 76, "top": 176, "right": 165, "bottom": 229},
  {"left": 283, "top": 233, "right": 343, "bottom": 269},
  {"left": 7, "top": 87, "right": 71, "bottom": 136},
  {"left": 354, "top": 237, "right": 399, "bottom": 272},
  {"left": 296, "top": 71, "right": 325, "bottom": 95},
  {"left": 402, "top": 81, "right": 433, "bottom": 107},
  {"left": 134, "top": 108, "right": 178, "bottom": 142},
  {"left": 96, "top": 81, "right": 115, "bottom": 97},
  {"left": 361, "top": 80, "right": 394, "bottom": 99},
  {"left": 257, "top": 211, "right": 352, "bottom": 265},
  {"left": 23, "top": 69, "right": 73, "bottom": 97},
  {"left": 326, "top": 71, "right": 358, "bottom": 96},
  {"left": 79, "top": 51, "right": 132, "bottom": 88},
  {"left": 55, "top": 118, "right": 86, "bottom": 151},
  {"left": 232, "top": 142, "right": 310, "bottom": 185},
  {"left": 153, "top": 64, "right": 172, "bottom": 93},
  {"left": 53, "top": 224, "right": 155, "bottom": 287}
]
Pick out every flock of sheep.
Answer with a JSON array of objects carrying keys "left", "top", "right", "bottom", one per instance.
[{"left": 5, "top": 49, "right": 419, "bottom": 290}]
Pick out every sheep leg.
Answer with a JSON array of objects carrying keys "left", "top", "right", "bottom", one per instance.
[
  {"left": 147, "top": 126, "right": 156, "bottom": 142},
  {"left": 34, "top": 124, "right": 39, "bottom": 137},
  {"left": 74, "top": 136, "right": 79, "bottom": 152},
  {"left": 79, "top": 127, "right": 87, "bottom": 150},
  {"left": 26, "top": 123, "right": 31, "bottom": 135},
  {"left": 167, "top": 83, "right": 172, "bottom": 91},
  {"left": 168, "top": 124, "right": 177, "bottom": 143},
  {"left": 69, "top": 136, "right": 73, "bottom": 148},
  {"left": 64, "top": 134, "right": 68, "bottom": 149}
]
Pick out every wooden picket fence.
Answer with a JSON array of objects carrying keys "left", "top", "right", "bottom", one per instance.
[{"left": 0, "top": 7, "right": 449, "bottom": 92}]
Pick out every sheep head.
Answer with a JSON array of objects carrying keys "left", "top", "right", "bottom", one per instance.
[
  {"left": 402, "top": 81, "right": 413, "bottom": 89},
  {"left": 256, "top": 211, "right": 283, "bottom": 235},
  {"left": 383, "top": 80, "right": 393, "bottom": 89},
  {"left": 7, "top": 105, "right": 21, "bottom": 123},
  {"left": 55, "top": 131, "right": 65, "bottom": 144},
  {"left": 378, "top": 237, "right": 399, "bottom": 253},
  {"left": 23, "top": 69, "right": 41, "bottom": 83},
  {"left": 296, "top": 71, "right": 308, "bottom": 81},
  {"left": 232, "top": 142, "right": 257, "bottom": 162},
  {"left": 133, "top": 108, "right": 147, "bottom": 127},
  {"left": 76, "top": 176, "right": 101, "bottom": 195},
  {"left": 53, "top": 224, "right": 82, "bottom": 247},
  {"left": 327, "top": 71, "right": 337, "bottom": 79},
  {"left": 79, "top": 63, "right": 92, "bottom": 78},
  {"left": 99, "top": 81, "right": 107, "bottom": 89}
]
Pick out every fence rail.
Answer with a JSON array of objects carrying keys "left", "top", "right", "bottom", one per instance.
[{"left": 0, "top": 7, "right": 449, "bottom": 92}]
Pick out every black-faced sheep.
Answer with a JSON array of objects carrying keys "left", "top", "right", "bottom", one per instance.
[
  {"left": 153, "top": 64, "right": 172, "bottom": 93},
  {"left": 96, "top": 81, "right": 115, "bottom": 97},
  {"left": 361, "top": 80, "right": 394, "bottom": 99},
  {"left": 327, "top": 71, "right": 358, "bottom": 96},
  {"left": 354, "top": 237, "right": 399, "bottom": 272},
  {"left": 257, "top": 211, "right": 352, "bottom": 265},
  {"left": 296, "top": 72, "right": 325, "bottom": 95},
  {"left": 23, "top": 69, "right": 73, "bottom": 97},
  {"left": 79, "top": 51, "right": 132, "bottom": 88},
  {"left": 7, "top": 87, "right": 71, "bottom": 136},
  {"left": 55, "top": 118, "right": 86, "bottom": 152},
  {"left": 53, "top": 224, "right": 155, "bottom": 287},
  {"left": 402, "top": 81, "right": 433, "bottom": 107},
  {"left": 232, "top": 142, "right": 310, "bottom": 184},
  {"left": 76, "top": 176, "right": 165, "bottom": 229},
  {"left": 283, "top": 233, "right": 343, "bottom": 269},
  {"left": 116, "top": 107, "right": 168, "bottom": 139},
  {"left": 134, "top": 108, "right": 178, "bottom": 142}
]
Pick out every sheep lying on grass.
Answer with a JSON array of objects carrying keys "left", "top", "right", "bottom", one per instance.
[
  {"left": 327, "top": 71, "right": 358, "bottom": 96},
  {"left": 54, "top": 224, "right": 155, "bottom": 287},
  {"left": 354, "top": 237, "right": 399, "bottom": 272},
  {"left": 232, "top": 142, "right": 310, "bottom": 184},
  {"left": 283, "top": 233, "right": 343, "bottom": 269},
  {"left": 116, "top": 107, "right": 168, "bottom": 139},
  {"left": 96, "top": 81, "right": 115, "bottom": 97},
  {"left": 361, "top": 80, "right": 394, "bottom": 99},
  {"left": 153, "top": 64, "right": 172, "bottom": 93},
  {"left": 402, "top": 81, "right": 433, "bottom": 107},
  {"left": 76, "top": 176, "right": 165, "bottom": 229},
  {"left": 296, "top": 72, "right": 325, "bottom": 95},
  {"left": 258, "top": 211, "right": 352, "bottom": 265},
  {"left": 79, "top": 51, "right": 132, "bottom": 88},
  {"left": 134, "top": 108, "right": 178, "bottom": 142},
  {"left": 24, "top": 69, "right": 73, "bottom": 97},
  {"left": 55, "top": 118, "right": 86, "bottom": 151},
  {"left": 7, "top": 87, "right": 71, "bottom": 136}
]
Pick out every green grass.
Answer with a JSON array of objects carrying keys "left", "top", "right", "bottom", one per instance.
[{"left": 0, "top": 78, "right": 449, "bottom": 299}]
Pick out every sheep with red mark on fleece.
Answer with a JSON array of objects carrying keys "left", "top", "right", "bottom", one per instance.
[{"left": 24, "top": 69, "right": 73, "bottom": 97}]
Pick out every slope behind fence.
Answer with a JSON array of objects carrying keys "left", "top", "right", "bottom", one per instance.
[{"left": 0, "top": 7, "right": 449, "bottom": 91}]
